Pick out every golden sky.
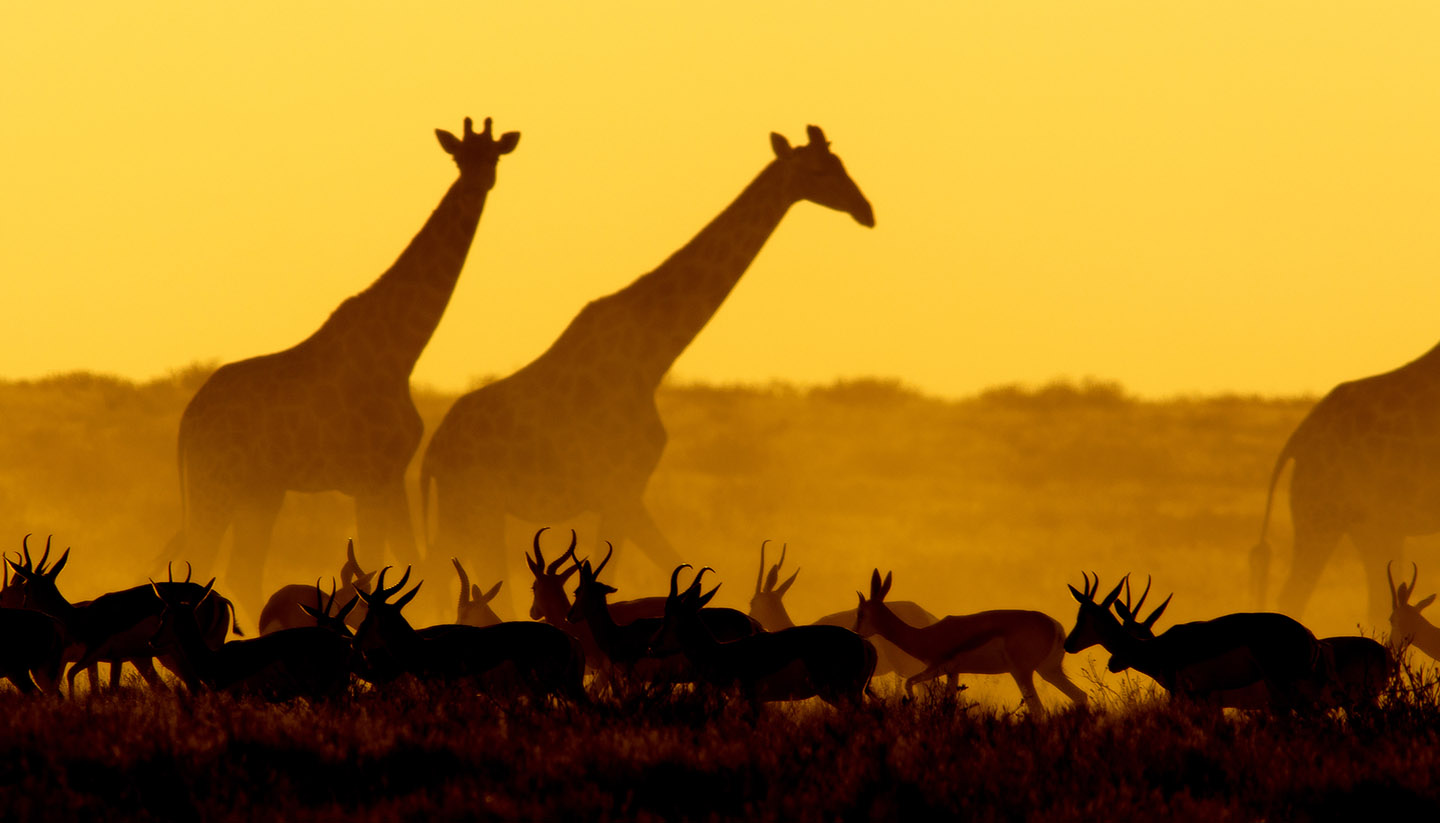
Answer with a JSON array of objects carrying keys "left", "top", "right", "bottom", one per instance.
[{"left": 4, "top": 1, "right": 1439, "bottom": 398}]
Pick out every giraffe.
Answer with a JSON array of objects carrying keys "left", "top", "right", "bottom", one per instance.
[
  {"left": 169, "top": 116, "right": 519, "bottom": 621},
  {"left": 420, "top": 125, "right": 874, "bottom": 605},
  {"left": 1252, "top": 340, "right": 1440, "bottom": 625}
]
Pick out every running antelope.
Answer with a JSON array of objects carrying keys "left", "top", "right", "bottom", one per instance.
[
  {"left": 151, "top": 578, "right": 357, "bottom": 701},
  {"left": 1388, "top": 562, "right": 1440, "bottom": 663},
  {"left": 257, "top": 539, "right": 375, "bottom": 635},
  {"left": 353, "top": 566, "right": 585, "bottom": 700},
  {"left": 567, "top": 546, "right": 758, "bottom": 687},
  {"left": 1114, "top": 576, "right": 1390, "bottom": 709},
  {"left": 1065, "top": 573, "right": 1324, "bottom": 709},
  {"left": 749, "top": 541, "right": 938, "bottom": 679},
  {"left": 654, "top": 565, "right": 876, "bottom": 707},
  {"left": 451, "top": 557, "right": 503, "bottom": 627},
  {"left": 7, "top": 536, "right": 240, "bottom": 696},
  {"left": 854, "top": 570, "right": 1085, "bottom": 714}
]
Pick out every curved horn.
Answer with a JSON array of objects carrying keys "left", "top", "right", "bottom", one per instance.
[
  {"left": 529, "top": 527, "right": 549, "bottom": 574},
  {"left": 1142, "top": 593, "right": 1173, "bottom": 631},
  {"left": 452, "top": 558, "right": 472, "bottom": 608},
  {"left": 1411, "top": 562, "right": 1419, "bottom": 598},
  {"left": 689, "top": 567, "right": 715, "bottom": 598},
  {"left": 1389, "top": 561, "right": 1400, "bottom": 609},
  {"left": 381, "top": 566, "right": 412, "bottom": 599},
  {"left": 1100, "top": 574, "right": 1127, "bottom": 609},
  {"left": 593, "top": 541, "right": 615, "bottom": 579},
  {"left": 756, "top": 539, "right": 770, "bottom": 595},
  {"left": 547, "top": 530, "right": 578, "bottom": 575},
  {"left": 184, "top": 561, "right": 193, "bottom": 584},
  {"left": 37, "top": 536, "right": 52, "bottom": 575},
  {"left": 168, "top": 561, "right": 175, "bottom": 584},
  {"left": 21, "top": 533, "right": 32, "bottom": 572},
  {"left": 669, "top": 564, "right": 693, "bottom": 598}
]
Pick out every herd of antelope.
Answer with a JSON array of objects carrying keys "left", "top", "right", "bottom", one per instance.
[{"left": 2, "top": 528, "right": 1438, "bottom": 714}]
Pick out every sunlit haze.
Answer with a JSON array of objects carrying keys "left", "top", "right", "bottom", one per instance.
[{"left": 5, "top": 2, "right": 1439, "bottom": 398}]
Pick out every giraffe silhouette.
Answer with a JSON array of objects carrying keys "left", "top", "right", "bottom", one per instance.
[
  {"left": 1253, "top": 341, "right": 1440, "bottom": 624},
  {"left": 420, "top": 125, "right": 874, "bottom": 599},
  {"left": 169, "top": 116, "right": 519, "bottom": 619}
]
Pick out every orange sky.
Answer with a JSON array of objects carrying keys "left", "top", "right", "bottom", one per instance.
[{"left": 4, "top": 2, "right": 1439, "bottom": 398}]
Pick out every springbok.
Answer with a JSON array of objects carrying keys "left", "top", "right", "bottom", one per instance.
[
  {"left": 257, "top": 539, "right": 375, "bottom": 635},
  {"left": 1388, "top": 562, "right": 1440, "bottom": 663},
  {"left": 451, "top": 558, "right": 503, "bottom": 627},
  {"left": 566, "top": 546, "right": 759, "bottom": 688},
  {"left": 7, "top": 536, "right": 240, "bottom": 696},
  {"left": 151, "top": 578, "right": 357, "bottom": 701},
  {"left": 749, "top": 541, "right": 938, "bottom": 679},
  {"left": 854, "top": 570, "right": 1085, "bottom": 714},
  {"left": 1065, "top": 573, "right": 1324, "bottom": 709},
  {"left": 353, "top": 566, "right": 585, "bottom": 700},
  {"left": 1113, "top": 576, "right": 1390, "bottom": 710},
  {"left": 654, "top": 565, "right": 876, "bottom": 708}
]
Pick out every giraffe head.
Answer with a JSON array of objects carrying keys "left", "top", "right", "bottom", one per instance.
[
  {"left": 435, "top": 116, "right": 520, "bottom": 189},
  {"left": 770, "top": 125, "right": 875, "bottom": 227}
]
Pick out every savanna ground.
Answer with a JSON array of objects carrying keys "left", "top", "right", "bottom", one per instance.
[{"left": 4, "top": 368, "right": 1440, "bottom": 820}]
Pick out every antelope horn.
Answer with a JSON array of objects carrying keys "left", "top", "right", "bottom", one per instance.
[
  {"left": 593, "top": 541, "right": 614, "bottom": 579},
  {"left": 669, "top": 564, "right": 693, "bottom": 598},
  {"left": 765, "top": 543, "right": 788, "bottom": 592},
  {"left": 452, "top": 558, "right": 472, "bottom": 607},
  {"left": 756, "top": 539, "right": 770, "bottom": 595},
  {"left": 37, "top": 535, "right": 52, "bottom": 574},
  {"left": 1389, "top": 561, "right": 1399, "bottom": 608},
  {"left": 381, "top": 566, "right": 412, "bottom": 599},
  {"left": 168, "top": 561, "right": 175, "bottom": 583},
  {"left": 1411, "top": 562, "right": 1419, "bottom": 597},
  {"left": 184, "top": 561, "right": 193, "bottom": 584},
  {"left": 1100, "top": 574, "right": 1127, "bottom": 609},
  {"left": 343, "top": 538, "right": 361, "bottom": 578},
  {"left": 689, "top": 567, "right": 715, "bottom": 599},
  {"left": 1143, "top": 593, "right": 1173, "bottom": 630},
  {"left": 530, "top": 527, "right": 549, "bottom": 570},
  {"left": 547, "top": 529, "right": 578, "bottom": 575}
]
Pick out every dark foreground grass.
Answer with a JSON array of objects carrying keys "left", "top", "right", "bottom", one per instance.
[{"left": 4, "top": 672, "right": 1440, "bottom": 823}]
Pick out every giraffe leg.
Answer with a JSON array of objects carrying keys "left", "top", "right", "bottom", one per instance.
[
  {"left": 227, "top": 487, "right": 286, "bottom": 627},
  {"left": 1351, "top": 528, "right": 1404, "bottom": 631},
  {"left": 356, "top": 478, "right": 420, "bottom": 568},
  {"left": 598, "top": 501, "right": 684, "bottom": 572},
  {"left": 1276, "top": 517, "right": 1343, "bottom": 621}
]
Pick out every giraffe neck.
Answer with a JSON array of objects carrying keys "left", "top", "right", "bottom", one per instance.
[
  {"left": 305, "top": 177, "right": 490, "bottom": 376},
  {"left": 537, "top": 160, "right": 795, "bottom": 389}
]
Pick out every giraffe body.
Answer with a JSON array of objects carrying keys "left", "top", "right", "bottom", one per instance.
[
  {"left": 171, "top": 117, "right": 519, "bottom": 622},
  {"left": 1254, "top": 341, "right": 1440, "bottom": 624},
  {"left": 422, "top": 126, "right": 873, "bottom": 604}
]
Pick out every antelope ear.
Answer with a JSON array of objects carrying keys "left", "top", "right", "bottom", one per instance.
[
  {"left": 335, "top": 595, "right": 359, "bottom": 621},
  {"left": 395, "top": 582, "right": 423, "bottom": 610},
  {"left": 436, "top": 129, "right": 462, "bottom": 155},
  {"left": 1113, "top": 602, "right": 1133, "bottom": 621},
  {"left": 880, "top": 572, "right": 893, "bottom": 598},
  {"left": 869, "top": 569, "right": 882, "bottom": 596},
  {"left": 299, "top": 603, "right": 320, "bottom": 619},
  {"left": 48, "top": 548, "right": 70, "bottom": 579},
  {"left": 776, "top": 568, "right": 800, "bottom": 596},
  {"left": 697, "top": 583, "right": 721, "bottom": 608},
  {"left": 770, "top": 132, "right": 793, "bottom": 158},
  {"left": 1067, "top": 585, "right": 1085, "bottom": 603},
  {"left": 1417, "top": 594, "right": 1437, "bottom": 612}
]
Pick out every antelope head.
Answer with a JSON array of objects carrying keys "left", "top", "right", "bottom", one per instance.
[
  {"left": 1388, "top": 561, "right": 1437, "bottom": 654},
  {"left": 353, "top": 566, "right": 422, "bottom": 674},
  {"left": 5, "top": 534, "right": 72, "bottom": 611},
  {"left": 526, "top": 527, "right": 579, "bottom": 622},
  {"left": 1064, "top": 571, "right": 1127, "bottom": 654},
  {"left": 302, "top": 578, "right": 359, "bottom": 637},
  {"left": 1110, "top": 574, "right": 1172, "bottom": 641},
  {"left": 566, "top": 543, "right": 617, "bottom": 624},
  {"left": 452, "top": 557, "right": 503, "bottom": 628},
  {"left": 341, "top": 539, "right": 376, "bottom": 595},
  {"left": 749, "top": 540, "right": 799, "bottom": 631},
  {"left": 653, "top": 565, "right": 721, "bottom": 652},
  {"left": 853, "top": 569, "right": 893, "bottom": 637}
]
